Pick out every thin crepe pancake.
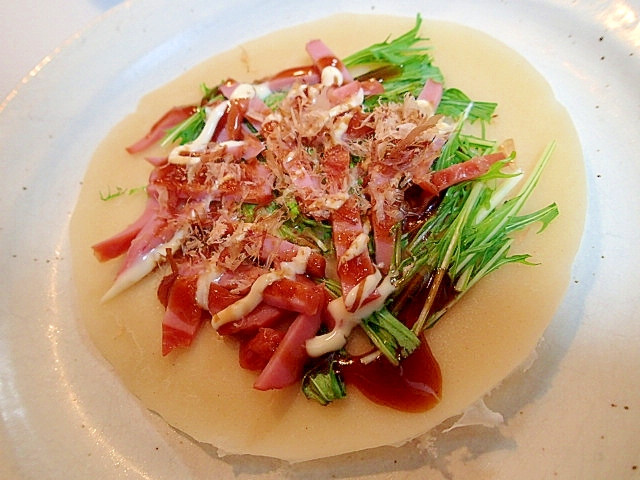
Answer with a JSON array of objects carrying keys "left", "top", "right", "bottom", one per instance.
[{"left": 70, "top": 14, "right": 585, "bottom": 462}]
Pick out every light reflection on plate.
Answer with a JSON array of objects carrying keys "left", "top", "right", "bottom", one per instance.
[{"left": 0, "top": 0, "right": 639, "bottom": 478}]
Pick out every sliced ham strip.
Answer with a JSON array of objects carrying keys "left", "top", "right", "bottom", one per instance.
[
  {"left": 239, "top": 128, "right": 267, "bottom": 159},
  {"left": 280, "top": 149, "right": 324, "bottom": 202},
  {"left": 253, "top": 311, "right": 322, "bottom": 390},
  {"left": 225, "top": 98, "right": 250, "bottom": 141},
  {"left": 331, "top": 197, "right": 377, "bottom": 301},
  {"left": 215, "top": 265, "right": 268, "bottom": 296},
  {"left": 305, "top": 39, "right": 353, "bottom": 85},
  {"left": 126, "top": 105, "right": 197, "bottom": 154},
  {"left": 113, "top": 212, "right": 177, "bottom": 276},
  {"left": 345, "top": 109, "right": 375, "bottom": 139},
  {"left": 239, "top": 157, "right": 274, "bottom": 204},
  {"left": 207, "top": 283, "right": 241, "bottom": 314},
  {"left": 321, "top": 144, "right": 350, "bottom": 195},
  {"left": 239, "top": 328, "right": 287, "bottom": 371},
  {"left": 327, "top": 80, "right": 362, "bottom": 106},
  {"left": 266, "top": 65, "right": 320, "bottom": 91},
  {"left": 262, "top": 277, "right": 326, "bottom": 316},
  {"left": 245, "top": 96, "right": 273, "bottom": 130},
  {"left": 370, "top": 213, "right": 397, "bottom": 274},
  {"left": 418, "top": 79, "right": 443, "bottom": 110},
  {"left": 416, "top": 152, "right": 507, "bottom": 193},
  {"left": 260, "top": 234, "right": 326, "bottom": 278},
  {"left": 92, "top": 196, "right": 158, "bottom": 262},
  {"left": 217, "top": 303, "right": 288, "bottom": 336},
  {"left": 145, "top": 156, "right": 168, "bottom": 167},
  {"left": 360, "top": 78, "right": 385, "bottom": 96},
  {"left": 161, "top": 275, "right": 208, "bottom": 356},
  {"left": 365, "top": 165, "right": 403, "bottom": 273},
  {"left": 218, "top": 79, "right": 239, "bottom": 99},
  {"left": 217, "top": 79, "right": 273, "bottom": 130}
]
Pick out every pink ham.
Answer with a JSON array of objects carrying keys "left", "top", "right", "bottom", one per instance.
[
  {"left": 370, "top": 211, "right": 397, "bottom": 274},
  {"left": 215, "top": 264, "right": 268, "bottom": 296},
  {"left": 262, "top": 277, "right": 326, "bottom": 316},
  {"left": 266, "top": 65, "right": 320, "bottom": 91},
  {"left": 239, "top": 157, "right": 274, "bottom": 204},
  {"left": 217, "top": 303, "right": 289, "bottom": 336},
  {"left": 239, "top": 328, "right": 287, "bottom": 371},
  {"left": 416, "top": 152, "right": 507, "bottom": 193},
  {"left": 245, "top": 96, "right": 273, "bottom": 129},
  {"left": 126, "top": 105, "right": 197, "bottom": 154},
  {"left": 225, "top": 98, "right": 250, "bottom": 141},
  {"left": 92, "top": 196, "right": 158, "bottom": 262},
  {"left": 114, "top": 215, "right": 176, "bottom": 276},
  {"left": 418, "top": 79, "right": 443, "bottom": 110},
  {"left": 144, "top": 156, "right": 168, "bottom": 167},
  {"left": 321, "top": 144, "right": 350, "bottom": 196},
  {"left": 331, "top": 197, "right": 377, "bottom": 303},
  {"left": 253, "top": 311, "right": 322, "bottom": 390},
  {"left": 207, "top": 283, "right": 241, "bottom": 314},
  {"left": 360, "top": 78, "right": 384, "bottom": 96},
  {"left": 305, "top": 39, "right": 353, "bottom": 84},
  {"left": 259, "top": 234, "right": 326, "bottom": 278},
  {"left": 161, "top": 274, "right": 207, "bottom": 356},
  {"left": 326, "top": 80, "right": 362, "bottom": 105},
  {"left": 217, "top": 79, "right": 274, "bottom": 131},
  {"left": 218, "top": 79, "right": 239, "bottom": 99},
  {"left": 365, "top": 165, "right": 403, "bottom": 273}
]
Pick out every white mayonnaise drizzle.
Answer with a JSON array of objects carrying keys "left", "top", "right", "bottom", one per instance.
[
  {"left": 328, "top": 87, "right": 364, "bottom": 118},
  {"left": 101, "top": 229, "right": 186, "bottom": 302},
  {"left": 330, "top": 113, "right": 352, "bottom": 144},
  {"left": 343, "top": 269, "right": 382, "bottom": 312},
  {"left": 321, "top": 66, "right": 343, "bottom": 87},
  {"left": 305, "top": 275, "right": 396, "bottom": 357},
  {"left": 210, "top": 247, "right": 312, "bottom": 329},
  {"left": 195, "top": 264, "right": 224, "bottom": 310},
  {"left": 229, "top": 83, "right": 256, "bottom": 100},
  {"left": 168, "top": 101, "right": 229, "bottom": 164},
  {"left": 416, "top": 98, "right": 436, "bottom": 117},
  {"left": 338, "top": 220, "right": 371, "bottom": 267},
  {"left": 253, "top": 82, "right": 272, "bottom": 100}
]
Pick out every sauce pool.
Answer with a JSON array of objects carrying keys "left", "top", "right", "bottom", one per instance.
[{"left": 342, "top": 341, "right": 442, "bottom": 413}]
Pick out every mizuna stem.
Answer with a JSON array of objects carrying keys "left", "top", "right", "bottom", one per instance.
[{"left": 411, "top": 181, "right": 483, "bottom": 334}]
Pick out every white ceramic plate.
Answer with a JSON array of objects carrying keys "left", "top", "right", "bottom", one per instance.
[{"left": 1, "top": 0, "right": 639, "bottom": 478}]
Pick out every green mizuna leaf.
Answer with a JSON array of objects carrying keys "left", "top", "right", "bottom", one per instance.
[
  {"left": 302, "top": 354, "right": 347, "bottom": 405},
  {"left": 343, "top": 14, "right": 444, "bottom": 108},
  {"left": 401, "top": 142, "right": 559, "bottom": 332}
]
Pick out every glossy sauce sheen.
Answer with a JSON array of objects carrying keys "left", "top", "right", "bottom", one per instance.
[
  {"left": 344, "top": 271, "right": 454, "bottom": 411},
  {"left": 70, "top": 14, "right": 586, "bottom": 462},
  {"left": 342, "top": 341, "right": 442, "bottom": 412}
]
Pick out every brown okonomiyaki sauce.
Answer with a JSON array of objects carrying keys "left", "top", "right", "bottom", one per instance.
[{"left": 70, "top": 14, "right": 585, "bottom": 462}]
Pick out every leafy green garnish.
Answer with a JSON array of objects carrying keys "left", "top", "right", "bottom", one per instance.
[
  {"left": 406, "top": 142, "right": 559, "bottom": 333},
  {"left": 160, "top": 83, "right": 225, "bottom": 147},
  {"left": 361, "top": 307, "right": 420, "bottom": 366},
  {"left": 277, "top": 198, "right": 333, "bottom": 252},
  {"left": 344, "top": 14, "right": 444, "bottom": 108},
  {"left": 343, "top": 14, "right": 431, "bottom": 67},
  {"left": 263, "top": 91, "right": 287, "bottom": 110},
  {"left": 302, "top": 354, "right": 347, "bottom": 405},
  {"left": 241, "top": 203, "right": 258, "bottom": 222},
  {"left": 437, "top": 88, "right": 497, "bottom": 124},
  {"left": 99, "top": 185, "right": 146, "bottom": 201},
  {"left": 200, "top": 82, "right": 221, "bottom": 103},
  {"left": 161, "top": 107, "right": 207, "bottom": 147}
]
